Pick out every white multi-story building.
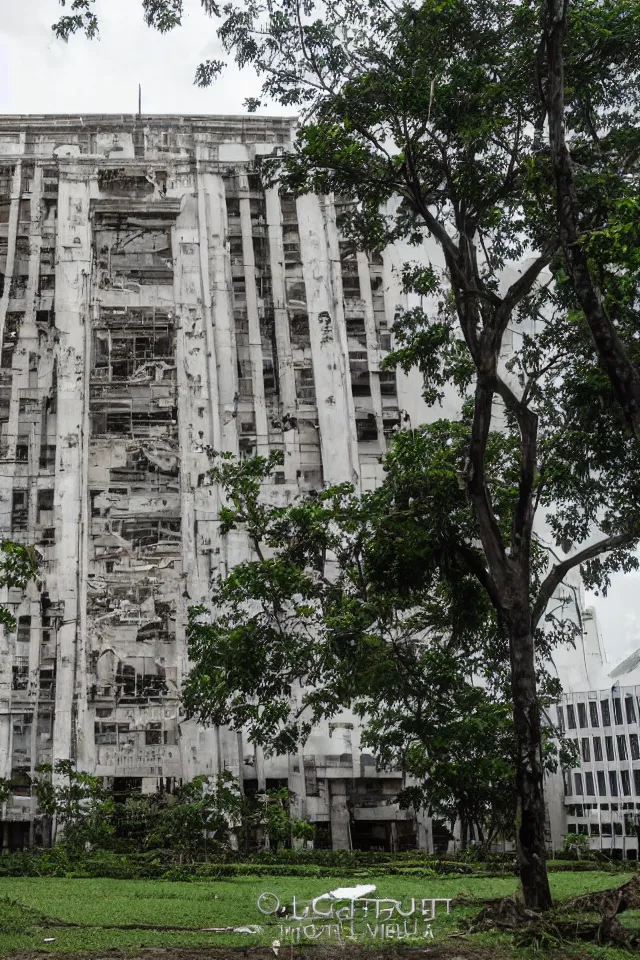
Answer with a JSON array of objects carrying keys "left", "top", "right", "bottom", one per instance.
[
  {"left": 0, "top": 113, "right": 432, "bottom": 852},
  {"left": 553, "top": 609, "right": 640, "bottom": 860}
]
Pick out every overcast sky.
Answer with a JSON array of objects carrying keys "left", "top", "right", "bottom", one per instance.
[{"left": 0, "top": 0, "right": 637, "bottom": 668}]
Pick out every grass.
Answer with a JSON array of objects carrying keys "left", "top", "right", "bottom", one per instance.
[{"left": 0, "top": 871, "right": 636, "bottom": 956}]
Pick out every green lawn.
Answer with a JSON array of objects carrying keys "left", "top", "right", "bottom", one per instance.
[{"left": 0, "top": 871, "right": 634, "bottom": 956}]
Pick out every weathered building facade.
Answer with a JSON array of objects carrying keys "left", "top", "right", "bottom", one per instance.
[{"left": 0, "top": 114, "right": 429, "bottom": 851}]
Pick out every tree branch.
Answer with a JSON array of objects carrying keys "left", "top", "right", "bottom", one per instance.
[{"left": 532, "top": 531, "right": 639, "bottom": 628}]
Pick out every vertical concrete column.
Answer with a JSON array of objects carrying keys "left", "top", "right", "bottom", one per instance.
[
  {"left": 329, "top": 779, "right": 352, "bottom": 850},
  {"left": 194, "top": 152, "right": 223, "bottom": 453},
  {"left": 0, "top": 143, "right": 24, "bottom": 356},
  {"left": 357, "top": 251, "right": 385, "bottom": 453},
  {"left": 296, "top": 194, "right": 358, "bottom": 485},
  {"left": 174, "top": 193, "right": 213, "bottom": 680},
  {"left": 204, "top": 173, "right": 239, "bottom": 457},
  {"left": 51, "top": 168, "right": 91, "bottom": 767},
  {"left": 239, "top": 173, "right": 269, "bottom": 456},
  {"left": 265, "top": 186, "right": 299, "bottom": 482},
  {"left": 0, "top": 156, "right": 24, "bottom": 782},
  {"left": 0, "top": 158, "right": 24, "bottom": 475},
  {"left": 322, "top": 197, "right": 360, "bottom": 486}
]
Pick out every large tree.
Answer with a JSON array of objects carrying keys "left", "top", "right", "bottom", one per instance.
[{"left": 53, "top": 0, "right": 640, "bottom": 910}]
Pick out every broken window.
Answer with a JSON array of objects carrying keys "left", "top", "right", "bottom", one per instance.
[
  {"left": 283, "top": 228, "right": 301, "bottom": 263},
  {"left": 95, "top": 221, "right": 174, "bottom": 287},
  {"left": 10, "top": 766, "right": 31, "bottom": 796},
  {"left": 356, "top": 417, "right": 378, "bottom": 442},
  {"left": 39, "top": 445, "right": 56, "bottom": 470},
  {"left": 4, "top": 312, "right": 23, "bottom": 342},
  {"left": 279, "top": 194, "right": 297, "bottom": 223},
  {"left": 346, "top": 316, "right": 367, "bottom": 347},
  {"left": 286, "top": 279, "right": 306, "bottom": 305},
  {"left": 41, "top": 615, "right": 57, "bottom": 647},
  {"left": 39, "top": 665, "right": 56, "bottom": 698},
  {"left": 95, "top": 722, "right": 117, "bottom": 745},
  {"left": 383, "top": 417, "right": 401, "bottom": 439},
  {"left": 36, "top": 309, "right": 55, "bottom": 328},
  {"left": 11, "top": 490, "right": 28, "bottom": 530},
  {"left": 37, "top": 712, "right": 53, "bottom": 737},
  {"left": 295, "top": 367, "right": 316, "bottom": 403},
  {"left": 1, "top": 345, "right": 15, "bottom": 369},
  {"left": 11, "top": 662, "right": 29, "bottom": 690},
  {"left": 145, "top": 723, "right": 162, "bottom": 745},
  {"left": 37, "top": 489, "right": 54, "bottom": 522},
  {"left": 9, "top": 275, "right": 28, "bottom": 298},
  {"left": 92, "top": 320, "right": 175, "bottom": 382},
  {"left": 379, "top": 370, "right": 398, "bottom": 396},
  {"left": 115, "top": 661, "right": 168, "bottom": 703},
  {"left": 289, "top": 312, "right": 310, "bottom": 349},
  {"left": 112, "top": 517, "right": 181, "bottom": 551},
  {"left": 349, "top": 352, "right": 371, "bottom": 397}
]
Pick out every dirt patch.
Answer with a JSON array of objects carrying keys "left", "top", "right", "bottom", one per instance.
[
  {"left": 0, "top": 945, "right": 513, "bottom": 960},
  {"left": 0, "top": 945, "right": 606, "bottom": 960}
]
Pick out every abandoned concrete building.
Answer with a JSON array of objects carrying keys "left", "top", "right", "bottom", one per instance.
[{"left": 0, "top": 113, "right": 435, "bottom": 852}]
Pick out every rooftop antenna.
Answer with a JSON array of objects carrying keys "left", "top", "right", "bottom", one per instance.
[{"left": 138, "top": 84, "right": 142, "bottom": 118}]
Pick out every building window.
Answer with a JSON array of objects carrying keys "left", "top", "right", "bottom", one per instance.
[
  {"left": 601, "top": 699, "right": 611, "bottom": 726},
  {"left": 613, "top": 698, "right": 623, "bottom": 725},
  {"left": 593, "top": 736, "right": 603, "bottom": 761},
  {"left": 585, "top": 772, "right": 595, "bottom": 796},
  {"left": 591, "top": 823, "right": 600, "bottom": 836},
  {"left": 589, "top": 702, "right": 599, "bottom": 727},
  {"left": 356, "top": 418, "right": 378, "bottom": 442},
  {"left": 567, "top": 822, "right": 577, "bottom": 834},
  {"left": 635, "top": 769, "right": 640, "bottom": 796},
  {"left": 630, "top": 733, "right": 640, "bottom": 760},
  {"left": 601, "top": 822, "right": 612, "bottom": 837},
  {"left": 567, "top": 704, "right": 576, "bottom": 729},
  {"left": 609, "top": 771, "right": 619, "bottom": 797},
  {"left": 605, "top": 736, "right": 615, "bottom": 761},
  {"left": 564, "top": 770, "right": 572, "bottom": 796},
  {"left": 577, "top": 822, "right": 588, "bottom": 835},
  {"left": 145, "top": 723, "right": 162, "bottom": 745},
  {"left": 557, "top": 705, "right": 565, "bottom": 733},
  {"left": 577, "top": 702, "right": 587, "bottom": 728},
  {"left": 11, "top": 490, "right": 28, "bottom": 530},
  {"left": 597, "top": 770, "right": 607, "bottom": 796},
  {"left": 16, "top": 615, "right": 31, "bottom": 642},
  {"left": 621, "top": 769, "right": 632, "bottom": 796},
  {"left": 625, "top": 696, "right": 637, "bottom": 724},
  {"left": 379, "top": 370, "right": 398, "bottom": 397},
  {"left": 617, "top": 735, "right": 628, "bottom": 761},
  {"left": 574, "top": 773, "right": 583, "bottom": 795},
  {"left": 581, "top": 738, "right": 591, "bottom": 762}
]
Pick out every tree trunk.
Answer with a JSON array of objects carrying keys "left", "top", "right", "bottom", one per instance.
[{"left": 508, "top": 620, "right": 553, "bottom": 911}]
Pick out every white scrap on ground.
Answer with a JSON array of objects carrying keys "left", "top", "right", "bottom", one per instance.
[
  {"left": 322, "top": 884, "right": 377, "bottom": 900},
  {"left": 272, "top": 938, "right": 280, "bottom": 955},
  {"left": 233, "top": 925, "right": 262, "bottom": 934}
]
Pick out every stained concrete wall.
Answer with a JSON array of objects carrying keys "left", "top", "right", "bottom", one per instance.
[{"left": 0, "top": 115, "right": 422, "bottom": 850}]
